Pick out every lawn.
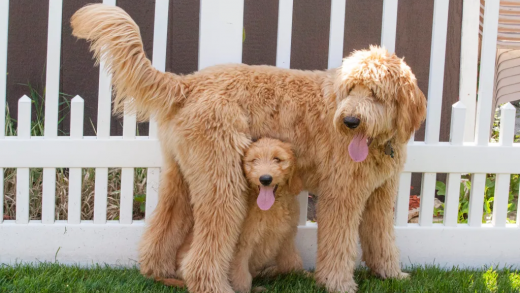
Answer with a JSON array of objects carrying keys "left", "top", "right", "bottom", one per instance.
[{"left": 1, "top": 263, "right": 519, "bottom": 293}]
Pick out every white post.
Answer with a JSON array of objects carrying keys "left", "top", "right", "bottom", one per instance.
[
  {"left": 120, "top": 102, "right": 136, "bottom": 224},
  {"left": 298, "top": 191, "right": 308, "bottom": 226},
  {"left": 199, "top": 0, "right": 244, "bottom": 70},
  {"left": 419, "top": 172, "right": 436, "bottom": 226},
  {"left": 444, "top": 102, "right": 466, "bottom": 227},
  {"left": 381, "top": 0, "right": 398, "bottom": 53},
  {"left": 459, "top": 0, "right": 480, "bottom": 142},
  {"left": 474, "top": 0, "right": 500, "bottom": 145},
  {"left": 276, "top": 0, "right": 293, "bottom": 69},
  {"left": 94, "top": 0, "right": 117, "bottom": 224},
  {"left": 145, "top": 0, "right": 169, "bottom": 221},
  {"left": 16, "top": 96, "right": 32, "bottom": 224},
  {"left": 424, "top": 0, "right": 450, "bottom": 144},
  {"left": 42, "top": 0, "right": 64, "bottom": 224},
  {"left": 394, "top": 172, "right": 412, "bottom": 226},
  {"left": 68, "top": 96, "right": 84, "bottom": 224},
  {"left": 0, "top": 0, "right": 9, "bottom": 224},
  {"left": 492, "top": 103, "right": 516, "bottom": 227},
  {"left": 468, "top": 173, "right": 486, "bottom": 227},
  {"left": 327, "top": 0, "right": 346, "bottom": 69}
]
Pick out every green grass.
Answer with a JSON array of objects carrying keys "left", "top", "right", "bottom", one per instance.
[{"left": 1, "top": 263, "right": 520, "bottom": 293}]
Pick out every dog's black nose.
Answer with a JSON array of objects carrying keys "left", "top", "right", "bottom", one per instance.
[
  {"left": 259, "top": 175, "right": 273, "bottom": 186},
  {"left": 343, "top": 116, "right": 360, "bottom": 129}
]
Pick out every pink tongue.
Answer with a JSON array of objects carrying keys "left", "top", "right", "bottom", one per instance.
[
  {"left": 348, "top": 133, "right": 369, "bottom": 162},
  {"left": 257, "top": 186, "right": 275, "bottom": 211}
]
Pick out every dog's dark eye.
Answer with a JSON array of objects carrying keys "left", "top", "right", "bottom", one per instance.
[
  {"left": 371, "top": 89, "right": 376, "bottom": 97},
  {"left": 274, "top": 157, "right": 281, "bottom": 163}
]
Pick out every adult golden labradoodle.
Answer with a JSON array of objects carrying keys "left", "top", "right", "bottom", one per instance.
[
  {"left": 71, "top": 4, "right": 426, "bottom": 293},
  {"left": 157, "top": 137, "right": 304, "bottom": 293}
]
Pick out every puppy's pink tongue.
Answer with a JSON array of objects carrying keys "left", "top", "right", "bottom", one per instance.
[
  {"left": 348, "top": 133, "right": 369, "bottom": 162},
  {"left": 257, "top": 186, "right": 275, "bottom": 211}
]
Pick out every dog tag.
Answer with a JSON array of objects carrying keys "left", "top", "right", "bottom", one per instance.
[{"left": 385, "top": 142, "right": 394, "bottom": 158}]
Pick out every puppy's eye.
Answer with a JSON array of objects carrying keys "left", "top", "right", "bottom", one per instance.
[
  {"left": 370, "top": 89, "right": 376, "bottom": 97},
  {"left": 274, "top": 157, "right": 281, "bottom": 163}
]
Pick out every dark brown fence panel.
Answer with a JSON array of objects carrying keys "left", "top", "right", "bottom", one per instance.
[
  {"left": 343, "top": 0, "right": 383, "bottom": 55},
  {"left": 290, "top": 0, "right": 331, "bottom": 71},
  {"left": 242, "top": 0, "right": 279, "bottom": 66},
  {"left": 6, "top": 1, "right": 49, "bottom": 128}
]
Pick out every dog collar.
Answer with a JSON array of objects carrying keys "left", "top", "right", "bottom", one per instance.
[{"left": 385, "top": 141, "right": 394, "bottom": 158}]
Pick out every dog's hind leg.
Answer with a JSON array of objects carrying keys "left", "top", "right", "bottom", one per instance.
[
  {"left": 139, "top": 157, "right": 193, "bottom": 278},
  {"left": 359, "top": 176, "right": 409, "bottom": 279},
  {"left": 177, "top": 129, "right": 250, "bottom": 293}
]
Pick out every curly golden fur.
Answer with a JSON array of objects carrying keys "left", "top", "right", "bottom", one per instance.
[
  {"left": 71, "top": 4, "right": 426, "bottom": 293},
  {"left": 157, "top": 138, "right": 304, "bottom": 292}
]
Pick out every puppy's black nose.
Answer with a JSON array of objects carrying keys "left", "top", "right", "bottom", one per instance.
[
  {"left": 259, "top": 175, "right": 273, "bottom": 186},
  {"left": 343, "top": 116, "right": 360, "bottom": 129}
]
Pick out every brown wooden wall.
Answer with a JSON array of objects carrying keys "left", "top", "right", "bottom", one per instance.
[{"left": 5, "top": 0, "right": 463, "bottom": 191}]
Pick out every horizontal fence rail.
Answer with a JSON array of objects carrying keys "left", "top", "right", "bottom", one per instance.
[{"left": 1, "top": 0, "right": 520, "bottom": 271}]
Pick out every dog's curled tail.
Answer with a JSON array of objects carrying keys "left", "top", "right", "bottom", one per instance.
[{"left": 71, "top": 4, "right": 186, "bottom": 121}]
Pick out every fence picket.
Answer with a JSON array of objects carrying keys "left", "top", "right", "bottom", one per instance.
[
  {"left": 475, "top": 0, "right": 500, "bottom": 145},
  {"left": 93, "top": 0, "right": 116, "bottom": 225},
  {"left": 459, "top": 0, "right": 480, "bottom": 142},
  {"left": 419, "top": 172, "right": 436, "bottom": 226},
  {"left": 16, "top": 96, "right": 31, "bottom": 224},
  {"left": 424, "top": 0, "right": 450, "bottom": 144},
  {"left": 42, "top": 0, "right": 63, "bottom": 224},
  {"left": 120, "top": 102, "right": 136, "bottom": 224},
  {"left": 68, "top": 96, "right": 84, "bottom": 224},
  {"left": 381, "top": 0, "right": 398, "bottom": 53},
  {"left": 144, "top": 0, "right": 169, "bottom": 221},
  {"left": 444, "top": 102, "right": 466, "bottom": 226},
  {"left": 0, "top": 0, "right": 9, "bottom": 224},
  {"left": 276, "top": 0, "right": 293, "bottom": 69},
  {"left": 298, "top": 191, "right": 308, "bottom": 226},
  {"left": 492, "top": 103, "right": 516, "bottom": 227},
  {"left": 468, "top": 173, "right": 486, "bottom": 227},
  {"left": 199, "top": 0, "right": 244, "bottom": 69},
  {"left": 394, "top": 172, "right": 412, "bottom": 226},
  {"left": 327, "top": 0, "right": 346, "bottom": 69}
]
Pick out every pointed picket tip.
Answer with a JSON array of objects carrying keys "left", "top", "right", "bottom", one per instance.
[
  {"left": 452, "top": 101, "right": 466, "bottom": 109},
  {"left": 500, "top": 102, "right": 516, "bottom": 111},
  {"left": 71, "top": 95, "right": 84, "bottom": 103},
  {"left": 19, "top": 95, "right": 31, "bottom": 102}
]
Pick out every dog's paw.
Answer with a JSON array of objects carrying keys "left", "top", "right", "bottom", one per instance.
[
  {"left": 252, "top": 286, "right": 267, "bottom": 293},
  {"left": 327, "top": 281, "right": 358, "bottom": 293},
  {"left": 372, "top": 269, "right": 409, "bottom": 280},
  {"left": 395, "top": 271, "right": 410, "bottom": 280}
]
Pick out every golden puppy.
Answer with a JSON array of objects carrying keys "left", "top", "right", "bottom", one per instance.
[{"left": 157, "top": 138, "right": 303, "bottom": 292}]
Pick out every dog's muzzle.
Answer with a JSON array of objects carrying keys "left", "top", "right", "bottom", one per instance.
[{"left": 343, "top": 116, "right": 360, "bottom": 129}]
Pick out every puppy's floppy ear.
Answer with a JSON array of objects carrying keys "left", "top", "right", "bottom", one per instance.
[{"left": 395, "top": 65, "right": 427, "bottom": 144}]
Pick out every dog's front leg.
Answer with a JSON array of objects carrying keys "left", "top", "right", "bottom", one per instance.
[
  {"left": 315, "top": 188, "right": 367, "bottom": 293},
  {"left": 229, "top": 248, "right": 254, "bottom": 293},
  {"left": 359, "top": 176, "right": 408, "bottom": 279}
]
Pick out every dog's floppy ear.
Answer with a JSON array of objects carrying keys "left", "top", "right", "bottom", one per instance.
[
  {"left": 395, "top": 67, "right": 427, "bottom": 144},
  {"left": 288, "top": 172, "right": 303, "bottom": 196}
]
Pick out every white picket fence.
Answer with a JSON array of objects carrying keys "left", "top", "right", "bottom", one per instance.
[{"left": 1, "top": 0, "right": 520, "bottom": 270}]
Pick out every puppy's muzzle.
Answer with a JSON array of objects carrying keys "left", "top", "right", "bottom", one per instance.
[{"left": 343, "top": 116, "right": 360, "bottom": 129}]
